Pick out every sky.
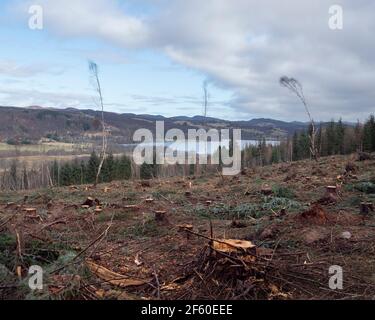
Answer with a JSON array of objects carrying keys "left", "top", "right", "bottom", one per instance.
[{"left": 0, "top": 0, "right": 374, "bottom": 122}]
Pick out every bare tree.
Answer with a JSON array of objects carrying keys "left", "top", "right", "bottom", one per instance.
[
  {"left": 203, "top": 80, "right": 209, "bottom": 119},
  {"left": 280, "top": 76, "right": 318, "bottom": 161},
  {"left": 89, "top": 61, "right": 107, "bottom": 186}
]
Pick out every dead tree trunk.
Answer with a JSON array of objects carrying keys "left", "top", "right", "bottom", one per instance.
[{"left": 89, "top": 61, "right": 107, "bottom": 187}]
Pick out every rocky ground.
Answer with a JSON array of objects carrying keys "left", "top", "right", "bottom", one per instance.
[{"left": 1, "top": 154, "right": 375, "bottom": 300}]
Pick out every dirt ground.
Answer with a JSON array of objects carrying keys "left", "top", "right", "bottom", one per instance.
[{"left": 1, "top": 154, "right": 375, "bottom": 300}]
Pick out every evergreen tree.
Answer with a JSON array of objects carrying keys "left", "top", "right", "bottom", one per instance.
[
  {"left": 325, "top": 120, "right": 336, "bottom": 155},
  {"left": 116, "top": 155, "right": 131, "bottom": 180},
  {"left": 336, "top": 118, "right": 345, "bottom": 154},
  {"left": 87, "top": 151, "right": 100, "bottom": 183},
  {"left": 140, "top": 162, "right": 154, "bottom": 180},
  {"left": 101, "top": 152, "right": 115, "bottom": 182}
]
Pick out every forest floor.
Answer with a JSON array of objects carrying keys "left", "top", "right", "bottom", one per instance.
[{"left": 1, "top": 154, "right": 375, "bottom": 300}]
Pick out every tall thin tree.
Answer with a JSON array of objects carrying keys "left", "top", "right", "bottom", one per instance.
[
  {"left": 89, "top": 60, "right": 107, "bottom": 186},
  {"left": 203, "top": 80, "right": 209, "bottom": 119},
  {"left": 280, "top": 76, "right": 318, "bottom": 161}
]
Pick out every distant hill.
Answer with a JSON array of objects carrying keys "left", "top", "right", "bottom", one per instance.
[{"left": 0, "top": 106, "right": 311, "bottom": 144}]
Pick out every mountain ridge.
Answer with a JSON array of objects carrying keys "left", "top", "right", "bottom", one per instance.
[{"left": 0, "top": 105, "right": 317, "bottom": 144}]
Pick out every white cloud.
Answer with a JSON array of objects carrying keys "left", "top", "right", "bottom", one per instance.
[
  {"left": 0, "top": 60, "right": 65, "bottom": 77},
  {"left": 10, "top": 0, "right": 375, "bottom": 121},
  {"left": 20, "top": 0, "right": 149, "bottom": 47}
]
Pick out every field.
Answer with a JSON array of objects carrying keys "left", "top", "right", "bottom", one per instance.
[{"left": 1, "top": 154, "right": 375, "bottom": 300}]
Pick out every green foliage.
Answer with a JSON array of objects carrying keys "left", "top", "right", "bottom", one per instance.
[
  {"left": 262, "top": 196, "right": 303, "bottom": 211},
  {"left": 191, "top": 196, "right": 304, "bottom": 220},
  {"left": 354, "top": 182, "right": 375, "bottom": 194},
  {"left": 49, "top": 151, "right": 132, "bottom": 187},
  {"left": 272, "top": 185, "right": 295, "bottom": 199},
  {"left": 0, "top": 233, "right": 16, "bottom": 268},
  {"left": 140, "top": 162, "right": 155, "bottom": 180}
]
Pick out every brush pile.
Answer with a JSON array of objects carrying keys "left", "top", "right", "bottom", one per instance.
[{"left": 178, "top": 236, "right": 334, "bottom": 300}]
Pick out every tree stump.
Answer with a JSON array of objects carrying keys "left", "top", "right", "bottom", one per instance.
[
  {"left": 95, "top": 206, "right": 103, "bottom": 213},
  {"left": 178, "top": 224, "right": 194, "bottom": 239},
  {"left": 326, "top": 186, "right": 337, "bottom": 195},
  {"left": 24, "top": 208, "right": 37, "bottom": 215},
  {"left": 5, "top": 202, "right": 17, "bottom": 209},
  {"left": 360, "top": 202, "right": 374, "bottom": 215},
  {"left": 155, "top": 210, "right": 167, "bottom": 222},
  {"left": 141, "top": 180, "right": 152, "bottom": 188},
  {"left": 261, "top": 185, "right": 273, "bottom": 196},
  {"left": 145, "top": 198, "right": 154, "bottom": 204},
  {"left": 82, "top": 197, "right": 100, "bottom": 208}
]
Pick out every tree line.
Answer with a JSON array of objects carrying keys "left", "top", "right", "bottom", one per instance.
[
  {"left": 0, "top": 115, "right": 374, "bottom": 191},
  {"left": 50, "top": 152, "right": 132, "bottom": 187},
  {"left": 242, "top": 115, "right": 375, "bottom": 166}
]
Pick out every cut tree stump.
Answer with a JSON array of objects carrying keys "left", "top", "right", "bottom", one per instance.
[
  {"left": 326, "top": 186, "right": 337, "bottom": 195},
  {"left": 261, "top": 185, "right": 273, "bottom": 196},
  {"left": 5, "top": 202, "right": 17, "bottom": 209},
  {"left": 94, "top": 206, "right": 103, "bottom": 213},
  {"left": 212, "top": 239, "right": 256, "bottom": 253},
  {"left": 82, "top": 197, "right": 100, "bottom": 208},
  {"left": 141, "top": 180, "right": 152, "bottom": 188},
  {"left": 360, "top": 202, "right": 374, "bottom": 215},
  {"left": 155, "top": 210, "right": 167, "bottom": 222},
  {"left": 24, "top": 208, "right": 37, "bottom": 215},
  {"left": 145, "top": 198, "right": 155, "bottom": 204},
  {"left": 177, "top": 224, "right": 194, "bottom": 239}
]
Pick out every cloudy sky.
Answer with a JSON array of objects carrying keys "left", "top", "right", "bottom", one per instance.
[{"left": 0, "top": 0, "right": 374, "bottom": 121}]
